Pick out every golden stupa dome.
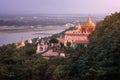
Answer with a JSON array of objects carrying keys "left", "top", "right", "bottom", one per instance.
[
  {"left": 84, "top": 17, "right": 95, "bottom": 28},
  {"left": 20, "top": 39, "right": 25, "bottom": 46}
]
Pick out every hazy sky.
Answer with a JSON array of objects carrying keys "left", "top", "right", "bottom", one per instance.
[{"left": 0, "top": 0, "right": 120, "bottom": 14}]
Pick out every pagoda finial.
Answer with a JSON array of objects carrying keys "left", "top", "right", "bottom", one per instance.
[
  {"left": 77, "top": 21, "right": 81, "bottom": 30},
  {"left": 88, "top": 16, "right": 92, "bottom": 23},
  {"left": 83, "top": 16, "right": 95, "bottom": 27}
]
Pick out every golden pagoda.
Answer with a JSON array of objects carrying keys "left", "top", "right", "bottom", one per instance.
[
  {"left": 63, "top": 17, "right": 96, "bottom": 46},
  {"left": 20, "top": 39, "right": 25, "bottom": 46},
  {"left": 83, "top": 17, "right": 95, "bottom": 29},
  {"left": 16, "top": 39, "right": 25, "bottom": 48}
]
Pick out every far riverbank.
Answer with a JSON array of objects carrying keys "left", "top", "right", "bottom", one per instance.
[
  {"left": 0, "top": 27, "right": 66, "bottom": 34},
  {"left": 0, "top": 28, "right": 65, "bottom": 46}
]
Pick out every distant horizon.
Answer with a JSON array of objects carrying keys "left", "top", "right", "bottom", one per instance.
[
  {"left": 0, "top": 0, "right": 119, "bottom": 16},
  {"left": 0, "top": 12, "right": 109, "bottom": 16}
]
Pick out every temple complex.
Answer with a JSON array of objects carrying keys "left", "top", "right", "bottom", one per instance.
[
  {"left": 64, "top": 17, "right": 95, "bottom": 46},
  {"left": 36, "top": 17, "right": 95, "bottom": 55}
]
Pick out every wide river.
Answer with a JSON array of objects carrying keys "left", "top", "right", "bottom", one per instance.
[{"left": 0, "top": 29, "right": 65, "bottom": 46}]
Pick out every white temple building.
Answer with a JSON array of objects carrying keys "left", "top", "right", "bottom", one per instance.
[{"left": 36, "top": 40, "right": 48, "bottom": 54}]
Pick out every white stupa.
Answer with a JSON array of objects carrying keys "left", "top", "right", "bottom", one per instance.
[{"left": 28, "top": 39, "right": 32, "bottom": 44}]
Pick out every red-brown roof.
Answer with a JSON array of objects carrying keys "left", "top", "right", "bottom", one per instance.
[
  {"left": 73, "top": 40, "right": 89, "bottom": 44},
  {"left": 66, "top": 33, "right": 89, "bottom": 36}
]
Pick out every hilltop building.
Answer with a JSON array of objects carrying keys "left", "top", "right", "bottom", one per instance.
[
  {"left": 64, "top": 17, "right": 95, "bottom": 46},
  {"left": 36, "top": 40, "right": 48, "bottom": 54}
]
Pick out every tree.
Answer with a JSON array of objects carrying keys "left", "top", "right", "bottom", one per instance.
[
  {"left": 88, "top": 12, "right": 120, "bottom": 80},
  {"left": 66, "top": 42, "right": 71, "bottom": 47},
  {"left": 49, "top": 38, "right": 58, "bottom": 44},
  {"left": 53, "top": 65, "right": 70, "bottom": 80}
]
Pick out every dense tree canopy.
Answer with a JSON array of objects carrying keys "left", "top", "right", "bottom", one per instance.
[{"left": 87, "top": 12, "right": 120, "bottom": 80}]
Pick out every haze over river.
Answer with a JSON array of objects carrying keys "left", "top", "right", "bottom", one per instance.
[{"left": 0, "top": 29, "right": 65, "bottom": 46}]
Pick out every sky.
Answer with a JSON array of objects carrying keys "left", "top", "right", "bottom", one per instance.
[{"left": 0, "top": 0, "right": 120, "bottom": 15}]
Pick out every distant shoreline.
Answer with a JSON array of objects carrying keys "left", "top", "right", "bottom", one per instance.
[{"left": 0, "top": 27, "right": 66, "bottom": 34}]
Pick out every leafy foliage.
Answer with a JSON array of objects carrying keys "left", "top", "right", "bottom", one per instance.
[{"left": 49, "top": 38, "right": 58, "bottom": 44}]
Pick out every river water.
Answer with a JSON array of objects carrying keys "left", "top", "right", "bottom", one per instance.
[{"left": 0, "top": 29, "right": 65, "bottom": 46}]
